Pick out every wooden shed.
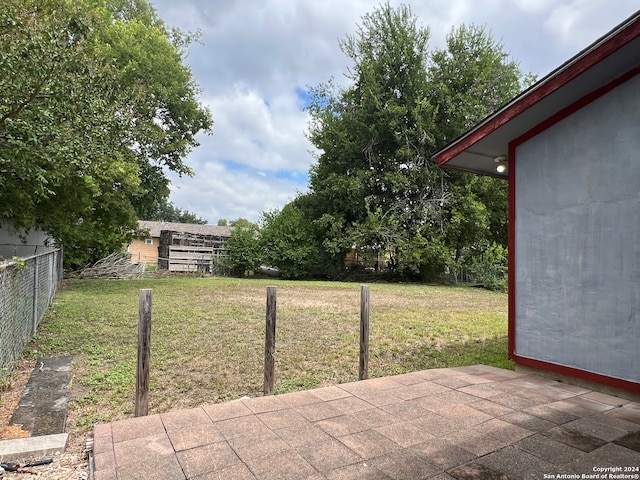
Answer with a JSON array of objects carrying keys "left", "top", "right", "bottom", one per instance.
[
  {"left": 434, "top": 11, "right": 640, "bottom": 395},
  {"left": 130, "top": 221, "right": 232, "bottom": 272}
]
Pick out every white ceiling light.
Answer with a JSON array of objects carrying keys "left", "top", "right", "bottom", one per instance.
[{"left": 495, "top": 156, "right": 507, "bottom": 174}]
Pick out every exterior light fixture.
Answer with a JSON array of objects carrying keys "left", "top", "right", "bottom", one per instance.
[{"left": 495, "top": 156, "right": 507, "bottom": 174}]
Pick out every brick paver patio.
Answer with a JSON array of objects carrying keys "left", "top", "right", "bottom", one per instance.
[{"left": 91, "top": 365, "right": 640, "bottom": 479}]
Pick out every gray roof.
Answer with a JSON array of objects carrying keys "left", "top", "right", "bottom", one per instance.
[{"left": 138, "top": 221, "right": 232, "bottom": 238}]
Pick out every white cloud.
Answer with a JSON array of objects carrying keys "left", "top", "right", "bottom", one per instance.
[
  {"left": 168, "top": 160, "right": 304, "bottom": 223},
  {"left": 148, "top": 0, "right": 638, "bottom": 224},
  {"left": 513, "top": 0, "right": 558, "bottom": 13},
  {"left": 197, "top": 85, "right": 313, "bottom": 172},
  {"left": 544, "top": 0, "right": 638, "bottom": 52}
]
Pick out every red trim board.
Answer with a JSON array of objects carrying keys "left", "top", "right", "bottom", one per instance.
[
  {"left": 435, "top": 14, "right": 640, "bottom": 167},
  {"left": 507, "top": 68, "right": 640, "bottom": 392},
  {"left": 511, "top": 66, "right": 640, "bottom": 147},
  {"left": 513, "top": 356, "right": 640, "bottom": 394},
  {"left": 507, "top": 141, "right": 516, "bottom": 360}
]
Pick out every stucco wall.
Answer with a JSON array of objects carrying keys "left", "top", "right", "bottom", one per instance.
[
  {"left": 0, "top": 221, "right": 55, "bottom": 258},
  {"left": 514, "top": 74, "right": 640, "bottom": 383}
]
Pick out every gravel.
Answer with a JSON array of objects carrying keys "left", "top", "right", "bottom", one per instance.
[{"left": 2, "top": 452, "right": 89, "bottom": 480}]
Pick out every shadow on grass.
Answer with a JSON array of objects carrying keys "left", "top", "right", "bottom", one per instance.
[{"left": 387, "top": 336, "right": 513, "bottom": 374}]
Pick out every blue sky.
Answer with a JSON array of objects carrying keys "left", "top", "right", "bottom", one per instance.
[{"left": 150, "top": 0, "right": 639, "bottom": 224}]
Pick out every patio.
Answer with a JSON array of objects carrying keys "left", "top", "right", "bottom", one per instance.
[{"left": 91, "top": 365, "right": 640, "bottom": 480}]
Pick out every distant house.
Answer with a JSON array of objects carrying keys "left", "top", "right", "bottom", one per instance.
[
  {"left": 129, "top": 221, "right": 232, "bottom": 272},
  {"left": 434, "top": 11, "right": 640, "bottom": 396}
]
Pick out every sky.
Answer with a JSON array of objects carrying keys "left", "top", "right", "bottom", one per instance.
[{"left": 149, "top": 0, "right": 638, "bottom": 224}]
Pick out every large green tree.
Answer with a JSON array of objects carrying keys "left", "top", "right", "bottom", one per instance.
[
  {"left": 429, "top": 24, "right": 530, "bottom": 147},
  {"left": 0, "top": 0, "right": 212, "bottom": 268},
  {"left": 305, "top": 4, "right": 530, "bottom": 282},
  {"left": 428, "top": 24, "right": 532, "bottom": 281},
  {"left": 307, "top": 3, "right": 441, "bottom": 277}
]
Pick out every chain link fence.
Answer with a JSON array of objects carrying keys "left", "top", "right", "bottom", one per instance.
[{"left": 0, "top": 248, "right": 63, "bottom": 372}]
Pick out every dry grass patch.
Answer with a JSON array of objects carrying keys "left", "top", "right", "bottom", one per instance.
[
  {"left": 22, "top": 277, "right": 508, "bottom": 444},
  {"left": 0, "top": 359, "right": 33, "bottom": 439}
]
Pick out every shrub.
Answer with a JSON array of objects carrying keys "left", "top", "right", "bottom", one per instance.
[{"left": 466, "top": 242, "right": 507, "bottom": 291}]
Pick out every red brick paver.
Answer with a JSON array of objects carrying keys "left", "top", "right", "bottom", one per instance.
[{"left": 91, "top": 366, "right": 640, "bottom": 479}]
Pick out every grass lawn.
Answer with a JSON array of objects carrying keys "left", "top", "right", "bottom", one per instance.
[{"left": 26, "top": 277, "right": 509, "bottom": 439}]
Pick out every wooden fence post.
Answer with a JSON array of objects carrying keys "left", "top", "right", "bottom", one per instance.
[
  {"left": 264, "top": 286, "right": 277, "bottom": 395},
  {"left": 135, "top": 289, "right": 152, "bottom": 416},
  {"left": 359, "top": 285, "right": 370, "bottom": 381}
]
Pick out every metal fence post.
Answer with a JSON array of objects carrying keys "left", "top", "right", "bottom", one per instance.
[
  {"left": 32, "top": 258, "right": 39, "bottom": 335},
  {"left": 0, "top": 249, "right": 62, "bottom": 372}
]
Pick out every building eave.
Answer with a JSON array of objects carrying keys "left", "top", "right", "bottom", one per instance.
[{"left": 433, "top": 10, "right": 640, "bottom": 178}]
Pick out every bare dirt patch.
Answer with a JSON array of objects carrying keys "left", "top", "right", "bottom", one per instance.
[
  {"left": 1, "top": 360, "right": 90, "bottom": 479},
  {"left": 0, "top": 360, "right": 33, "bottom": 440}
]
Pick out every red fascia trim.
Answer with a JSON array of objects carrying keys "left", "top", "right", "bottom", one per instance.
[
  {"left": 513, "top": 355, "right": 640, "bottom": 394},
  {"left": 507, "top": 141, "right": 517, "bottom": 360},
  {"left": 435, "top": 17, "right": 640, "bottom": 167},
  {"left": 507, "top": 66, "right": 640, "bottom": 389},
  {"left": 512, "top": 66, "right": 640, "bottom": 146}
]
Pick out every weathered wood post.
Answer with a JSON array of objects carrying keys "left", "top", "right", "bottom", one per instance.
[
  {"left": 135, "top": 289, "right": 152, "bottom": 416},
  {"left": 359, "top": 285, "right": 370, "bottom": 381},
  {"left": 264, "top": 286, "right": 277, "bottom": 395}
]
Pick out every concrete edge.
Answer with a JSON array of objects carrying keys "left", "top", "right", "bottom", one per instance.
[
  {"left": 515, "top": 364, "right": 640, "bottom": 402},
  {"left": 0, "top": 433, "right": 68, "bottom": 462}
]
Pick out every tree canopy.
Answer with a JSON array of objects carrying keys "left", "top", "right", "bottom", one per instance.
[
  {"left": 298, "top": 3, "right": 531, "bottom": 283},
  {"left": 223, "top": 218, "right": 262, "bottom": 277},
  {"left": 143, "top": 199, "right": 207, "bottom": 225},
  {"left": 0, "top": 0, "right": 212, "bottom": 268},
  {"left": 220, "top": 5, "right": 532, "bottom": 285}
]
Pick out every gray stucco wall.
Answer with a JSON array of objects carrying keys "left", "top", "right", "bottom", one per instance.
[
  {"left": 0, "top": 221, "right": 55, "bottom": 258},
  {"left": 515, "top": 74, "right": 640, "bottom": 383}
]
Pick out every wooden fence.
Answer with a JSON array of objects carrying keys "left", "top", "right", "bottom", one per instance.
[{"left": 134, "top": 285, "right": 372, "bottom": 414}]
